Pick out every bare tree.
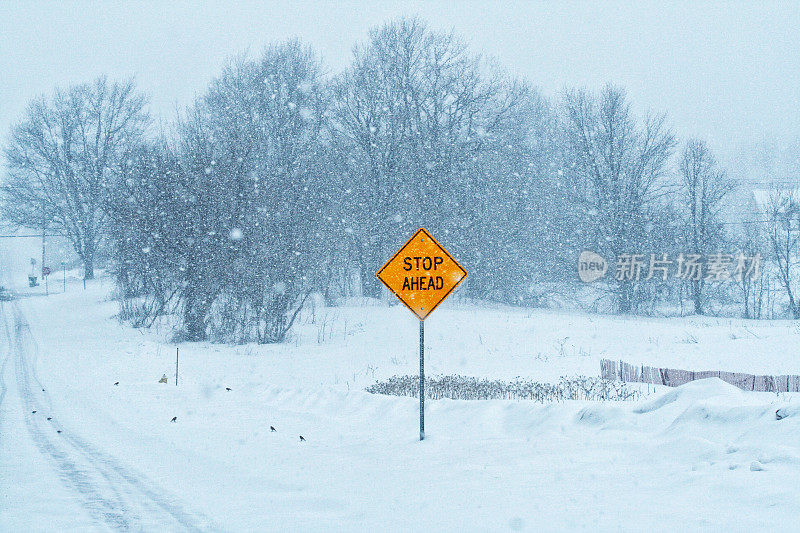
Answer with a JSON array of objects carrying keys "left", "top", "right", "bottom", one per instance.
[
  {"left": 195, "top": 41, "right": 329, "bottom": 342},
  {"left": 562, "top": 84, "right": 675, "bottom": 313},
  {"left": 2, "top": 77, "right": 148, "bottom": 279},
  {"left": 765, "top": 188, "right": 800, "bottom": 318},
  {"left": 679, "top": 139, "right": 734, "bottom": 314},
  {"left": 105, "top": 142, "right": 184, "bottom": 326},
  {"left": 332, "top": 18, "right": 525, "bottom": 298},
  {"left": 734, "top": 222, "right": 767, "bottom": 319},
  {"left": 107, "top": 42, "right": 329, "bottom": 343}
]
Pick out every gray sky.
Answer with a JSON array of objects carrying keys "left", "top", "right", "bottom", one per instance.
[
  {"left": 2, "top": 1, "right": 800, "bottom": 165},
  {"left": 1, "top": 1, "right": 800, "bottom": 276}
]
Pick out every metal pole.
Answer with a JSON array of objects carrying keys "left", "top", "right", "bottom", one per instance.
[
  {"left": 175, "top": 347, "right": 179, "bottom": 386},
  {"left": 41, "top": 215, "right": 48, "bottom": 296},
  {"left": 419, "top": 319, "right": 424, "bottom": 441},
  {"left": 63, "top": 263, "right": 66, "bottom": 293}
]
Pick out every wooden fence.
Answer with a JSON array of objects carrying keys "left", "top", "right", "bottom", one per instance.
[{"left": 600, "top": 359, "right": 800, "bottom": 392}]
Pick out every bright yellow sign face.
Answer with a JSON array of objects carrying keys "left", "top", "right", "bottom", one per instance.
[{"left": 376, "top": 228, "right": 467, "bottom": 320}]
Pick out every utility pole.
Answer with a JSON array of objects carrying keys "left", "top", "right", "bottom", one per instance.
[{"left": 42, "top": 204, "right": 48, "bottom": 296}]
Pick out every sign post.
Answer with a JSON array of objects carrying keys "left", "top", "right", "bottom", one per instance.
[
  {"left": 419, "top": 319, "right": 424, "bottom": 439},
  {"left": 42, "top": 266, "right": 51, "bottom": 295},
  {"left": 376, "top": 228, "right": 467, "bottom": 440}
]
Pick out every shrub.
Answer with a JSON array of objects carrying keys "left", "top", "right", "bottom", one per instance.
[{"left": 366, "top": 375, "right": 641, "bottom": 402}]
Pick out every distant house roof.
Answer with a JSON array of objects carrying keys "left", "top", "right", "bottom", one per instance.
[{"left": 751, "top": 187, "right": 800, "bottom": 217}]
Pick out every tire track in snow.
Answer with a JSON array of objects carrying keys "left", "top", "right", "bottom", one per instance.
[
  {"left": 0, "top": 303, "right": 13, "bottom": 448},
  {"left": 11, "top": 303, "right": 134, "bottom": 529},
  {"left": 10, "top": 301, "right": 214, "bottom": 531}
]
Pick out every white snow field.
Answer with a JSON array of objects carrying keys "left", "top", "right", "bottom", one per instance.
[{"left": 1, "top": 276, "right": 800, "bottom": 531}]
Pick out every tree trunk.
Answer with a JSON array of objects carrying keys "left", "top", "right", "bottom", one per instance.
[
  {"left": 617, "top": 282, "right": 633, "bottom": 314},
  {"left": 82, "top": 239, "right": 96, "bottom": 280},
  {"left": 83, "top": 255, "right": 95, "bottom": 280},
  {"left": 182, "top": 276, "right": 208, "bottom": 341},
  {"left": 183, "top": 298, "right": 207, "bottom": 341},
  {"left": 361, "top": 261, "right": 382, "bottom": 298},
  {"left": 742, "top": 282, "right": 751, "bottom": 319},
  {"left": 261, "top": 292, "right": 289, "bottom": 343},
  {"left": 692, "top": 280, "right": 703, "bottom": 315}
]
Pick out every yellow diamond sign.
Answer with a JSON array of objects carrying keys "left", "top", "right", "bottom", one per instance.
[{"left": 376, "top": 228, "right": 467, "bottom": 320}]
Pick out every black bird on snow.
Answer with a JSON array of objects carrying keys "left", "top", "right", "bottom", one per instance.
[
  {"left": 299, "top": 435, "right": 306, "bottom": 442},
  {"left": 42, "top": 388, "right": 45, "bottom": 392},
  {"left": 270, "top": 426, "right": 276, "bottom": 432},
  {"left": 226, "top": 387, "right": 232, "bottom": 391},
  {"left": 32, "top": 410, "right": 36, "bottom": 414},
  {"left": 57, "top": 430, "right": 62, "bottom": 434},
  {"left": 171, "top": 416, "right": 177, "bottom": 423},
  {"left": 47, "top": 417, "right": 52, "bottom": 421},
  {"left": 114, "top": 382, "right": 119, "bottom": 386}
]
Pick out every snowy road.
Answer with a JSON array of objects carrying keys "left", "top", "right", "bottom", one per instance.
[{"left": 0, "top": 301, "right": 212, "bottom": 532}]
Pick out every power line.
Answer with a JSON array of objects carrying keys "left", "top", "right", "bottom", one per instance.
[
  {"left": 0, "top": 234, "right": 66, "bottom": 238},
  {"left": 718, "top": 220, "right": 773, "bottom": 225}
]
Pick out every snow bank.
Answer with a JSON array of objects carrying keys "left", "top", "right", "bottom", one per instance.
[{"left": 3, "top": 276, "right": 800, "bottom": 530}]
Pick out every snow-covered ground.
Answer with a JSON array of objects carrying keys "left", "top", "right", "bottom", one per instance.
[{"left": 2, "top": 276, "right": 800, "bottom": 531}]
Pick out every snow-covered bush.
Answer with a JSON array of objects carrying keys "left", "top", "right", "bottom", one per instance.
[{"left": 366, "top": 375, "right": 641, "bottom": 402}]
